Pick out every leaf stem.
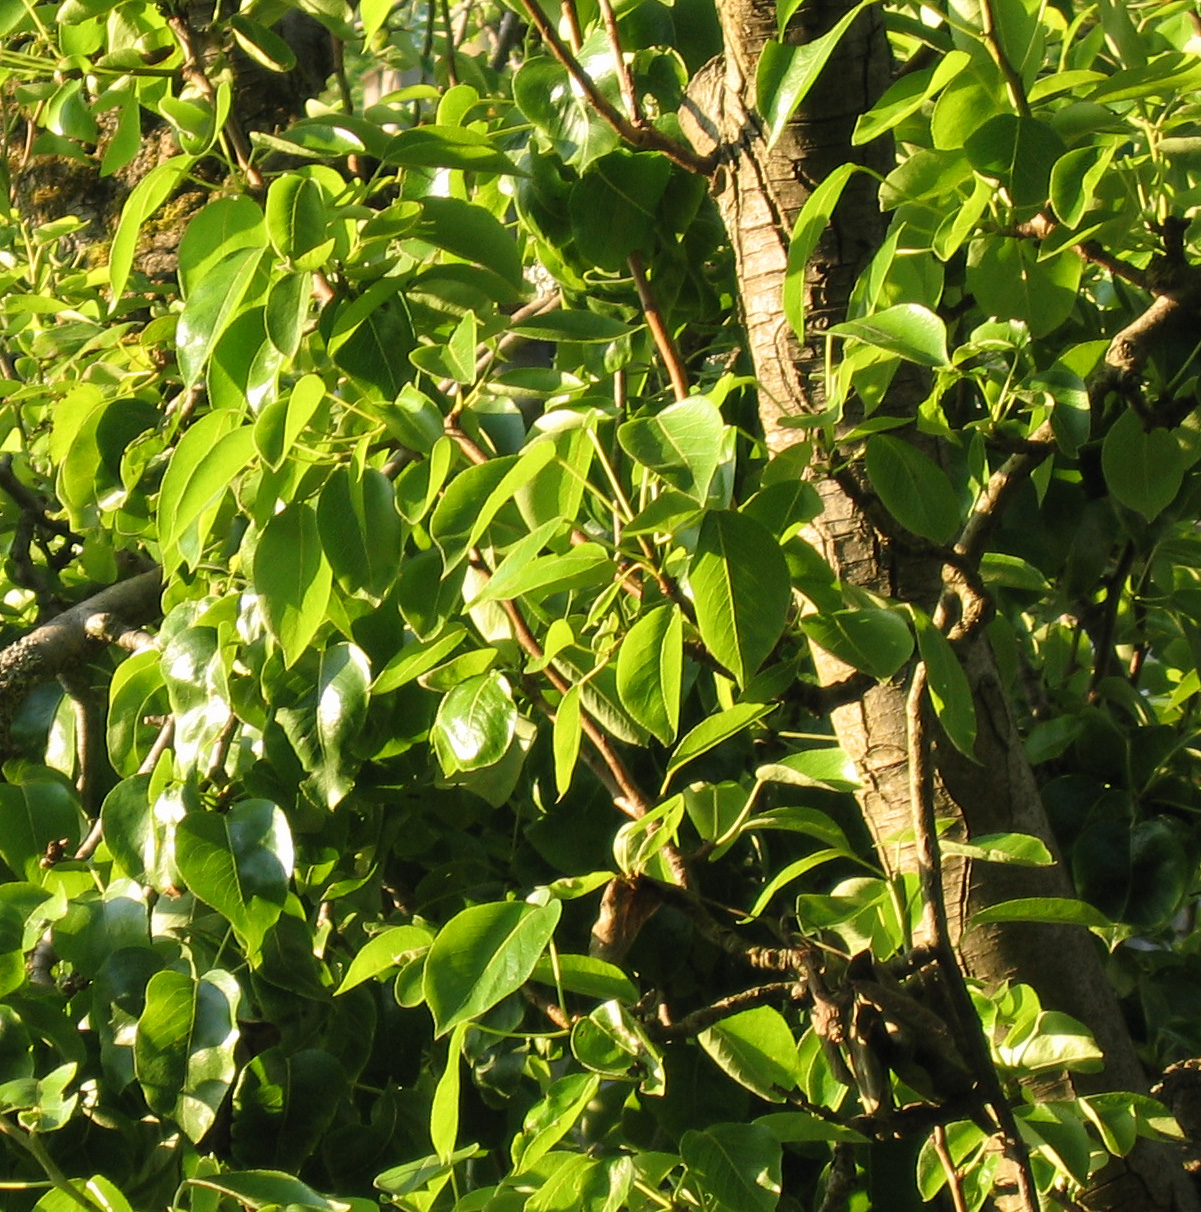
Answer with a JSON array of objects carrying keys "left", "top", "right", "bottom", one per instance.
[{"left": 0, "top": 1116, "right": 105, "bottom": 1212}]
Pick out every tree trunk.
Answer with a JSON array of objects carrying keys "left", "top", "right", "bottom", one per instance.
[{"left": 682, "top": 0, "right": 1199, "bottom": 1208}]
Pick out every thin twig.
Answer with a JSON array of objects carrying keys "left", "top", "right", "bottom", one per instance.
[
  {"left": 650, "top": 981, "right": 805, "bottom": 1040},
  {"left": 978, "top": 0, "right": 1029, "bottom": 118},
  {"left": 629, "top": 253, "right": 690, "bottom": 401},
  {"left": 932, "top": 1124, "right": 969, "bottom": 1212},
  {"left": 166, "top": 13, "right": 263, "bottom": 189},
  {"left": 513, "top": 0, "right": 715, "bottom": 175},
  {"left": 596, "top": 0, "right": 641, "bottom": 122}
]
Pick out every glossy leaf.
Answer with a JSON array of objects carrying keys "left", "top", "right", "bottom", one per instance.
[
  {"left": 175, "top": 801, "right": 293, "bottom": 954},
  {"left": 803, "top": 609, "right": 914, "bottom": 680},
  {"left": 690, "top": 510, "right": 791, "bottom": 687},
  {"left": 254, "top": 503, "right": 333, "bottom": 667},
  {"left": 616, "top": 604, "right": 683, "bottom": 745},
  {"left": 829, "top": 305, "right": 950, "bottom": 369},
  {"left": 432, "top": 672, "right": 518, "bottom": 775},
  {"left": 135, "top": 969, "right": 240, "bottom": 1143},
  {"left": 423, "top": 899, "right": 562, "bottom": 1035}
]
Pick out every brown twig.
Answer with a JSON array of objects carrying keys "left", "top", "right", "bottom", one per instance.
[
  {"left": 513, "top": 0, "right": 715, "bottom": 175},
  {"left": 650, "top": 980, "right": 805, "bottom": 1040},
  {"left": 629, "top": 252, "right": 690, "bottom": 401},
  {"left": 932, "top": 1124, "right": 969, "bottom": 1212},
  {"left": 165, "top": 12, "right": 263, "bottom": 189},
  {"left": 978, "top": 0, "right": 1029, "bottom": 118},
  {"left": 596, "top": 0, "right": 641, "bottom": 123}
]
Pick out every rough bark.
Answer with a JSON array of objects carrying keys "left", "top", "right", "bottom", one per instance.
[{"left": 681, "top": 0, "right": 1199, "bottom": 1207}]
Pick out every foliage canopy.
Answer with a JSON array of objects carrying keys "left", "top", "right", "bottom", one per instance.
[{"left": 1, "top": 0, "right": 1201, "bottom": 1209}]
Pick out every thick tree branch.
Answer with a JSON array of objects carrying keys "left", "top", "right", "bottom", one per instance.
[{"left": 0, "top": 570, "right": 163, "bottom": 753}]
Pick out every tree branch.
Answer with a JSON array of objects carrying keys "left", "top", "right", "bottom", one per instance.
[
  {"left": 0, "top": 570, "right": 163, "bottom": 754},
  {"left": 512, "top": 0, "right": 715, "bottom": 175}
]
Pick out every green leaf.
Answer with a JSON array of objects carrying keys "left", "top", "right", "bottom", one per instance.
[
  {"left": 313, "top": 643, "right": 371, "bottom": 808},
  {"left": 784, "top": 163, "right": 858, "bottom": 341},
  {"left": 135, "top": 969, "right": 240, "bottom": 1143},
  {"left": 431, "top": 1023, "right": 467, "bottom": 1159},
  {"left": 528, "top": 954, "right": 638, "bottom": 1004},
  {"left": 971, "top": 897, "right": 1112, "bottom": 928},
  {"left": 803, "top": 608, "right": 914, "bottom": 680},
  {"left": 511, "top": 1072, "right": 602, "bottom": 1172},
  {"left": 373, "top": 627, "right": 468, "bottom": 694},
  {"left": 423, "top": 899, "right": 562, "bottom": 1035},
  {"left": 228, "top": 13, "right": 298, "bottom": 71},
  {"left": 385, "top": 125, "right": 524, "bottom": 176},
  {"left": 966, "top": 238, "right": 1083, "bottom": 339},
  {"left": 109, "top": 156, "right": 194, "bottom": 307},
  {"left": 188, "top": 1170, "right": 349, "bottom": 1212},
  {"left": 264, "top": 270, "right": 310, "bottom": 358},
  {"left": 618, "top": 396, "right": 725, "bottom": 501},
  {"left": 0, "top": 779, "right": 80, "bottom": 883},
  {"left": 469, "top": 543, "right": 616, "bottom": 607},
  {"left": 864, "top": 434, "right": 960, "bottom": 545},
  {"left": 829, "top": 305, "right": 949, "bottom": 369},
  {"left": 1101, "top": 410, "right": 1184, "bottom": 521},
  {"left": 570, "top": 149, "right": 673, "bottom": 271},
  {"left": 698, "top": 1007, "right": 801, "bottom": 1101},
  {"left": 411, "top": 196, "right": 524, "bottom": 290},
  {"left": 176, "top": 246, "right": 266, "bottom": 388},
  {"left": 432, "top": 672, "right": 518, "bottom": 775},
  {"left": 430, "top": 444, "right": 555, "bottom": 571},
  {"left": 510, "top": 309, "right": 634, "bottom": 343},
  {"left": 690, "top": 510, "right": 792, "bottom": 687},
  {"left": 158, "top": 414, "right": 256, "bottom": 570},
  {"left": 553, "top": 684, "right": 582, "bottom": 800},
  {"left": 964, "top": 115, "right": 1065, "bottom": 209},
  {"left": 757, "top": 0, "right": 877, "bottom": 146},
  {"left": 680, "top": 1123, "right": 782, "bottom": 1212},
  {"left": 666, "top": 702, "right": 775, "bottom": 786},
  {"left": 254, "top": 503, "right": 333, "bottom": 667},
  {"left": 913, "top": 612, "right": 977, "bottom": 759},
  {"left": 232, "top": 1048, "right": 346, "bottom": 1171},
  {"left": 852, "top": 50, "right": 971, "bottom": 145},
  {"left": 616, "top": 604, "right": 683, "bottom": 745},
  {"left": 754, "top": 748, "right": 860, "bottom": 792},
  {"left": 942, "top": 832, "right": 1053, "bottom": 866},
  {"left": 178, "top": 196, "right": 268, "bottom": 299},
  {"left": 336, "top": 924, "right": 434, "bottom": 994},
  {"left": 175, "top": 801, "right": 293, "bottom": 955},
  {"left": 317, "top": 465, "right": 404, "bottom": 599},
  {"left": 747, "top": 848, "right": 853, "bottom": 919}
]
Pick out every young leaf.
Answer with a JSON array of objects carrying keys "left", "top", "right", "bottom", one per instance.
[
  {"left": 553, "top": 684, "right": 582, "bottom": 800},
  {"left": 616, "top": 605, "right": 683, "bottom": 745}
]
